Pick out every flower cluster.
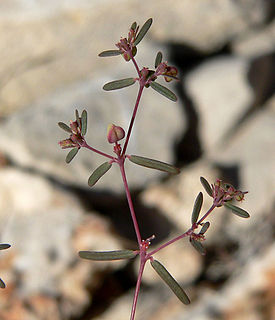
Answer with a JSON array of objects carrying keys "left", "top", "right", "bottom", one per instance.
[
  {"left": 116, "top": 22, "right": 138, "bottom": 61},
  {"left": 139, "top": 62, "right": 179, "bottom": 87},
  {"left": 212, "top": 179, "right": 248, "bottom": 207},
  {"left": 154, "top": 62, "right": 178, "bottom": 82},
  {"left": 58, "top": 110, "right": 87, "bottom": 150}
]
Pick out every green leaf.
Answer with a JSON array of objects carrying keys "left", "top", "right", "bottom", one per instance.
[
  {"left": 98, "top": 50, "right": 121, "bottom": 57},
  {"left": 155, "top": 51, "right": 163, "bottom": 68},
  {"left": 0, "top": 278, "right": 5, "bottom": 289},
  {"left": 224, "top": 202, "right": 250, "bottom": 218},
  {"left": 199, "top": 222, "right": 210, "bottom": 235},
  {"left": 65, "top": 147, "right": 79, "bottom": 163},
  {"left": 58, "top": 122, "right": 71, "bottom": 133},
  {"left": 79, "top": 249, "right": 137, "bottom": 261},
  {"left": 134, "top": 18, "right": 153, "bottom": 46},
  {"left": 191, "top": 192, "right": 203, "bottom": 225},
  {"left": 129, "top": 155, "right": 180, "bottom": 174},
  {"left": 190, "top": 238, "right": 206, "bottom": 255},
  {"left": 200, "top": 177, "right": 213, "bottom": 197},
  {"left": 75, "top": 109, "right": 81, "bottom": 126},
  {"left": 131, "top": 21, "right": 137, "bottom": 30},
  {"left": 81, "top": 110, "right": 87, "bottom": 135},
  {"left": 0, "top": 244, "right": 10, "bottom": 250},
  {"left": 88, "top": 162, "right": 112, "bottom": 187},
  {"left": 150, "top": 260, "right": 190, "bottom": 305},
  {"left": 150, "top": 81, "right": 177, "bottom": 102},
  {"left": 103, "top": 78, "right": 136, "bottom": 91}
]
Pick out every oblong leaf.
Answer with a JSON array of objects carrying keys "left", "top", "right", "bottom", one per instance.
[
  {"left": 190, "top": 238, "right": 206, "bottom": 255},
  {"left": 129, "top": 155, "right": 180, "bottom": 174},
  {"left": 98, "top": 50, "right": 121, "bottom": 57},
  {"left": 224, "top": 203, "right": 250, "bottom": 218},
  {"left": 103, "top": 78, "right": 136, "bottom": 91},
  {"left": 150, "top": 259, "right": 190, "bottom": 305},
  {"left": 134, "top": 18, "right": 153, "bottom": 46},
  {"left": 150, "top": 81, "right": 177, "bottom": 102},
  {"left": 0, "top": 244, "right": 10, "bottom": 250},
  {"left": 155, "top": 51, "right": 163, "bottom": 68},
  {"left": 81, "top": 110, "right": 87, "bottom": 135},
  {"left": 199, "top": 222, "right": 210, "bottom": 235},
  {"left": 131, "top": 21, "right": 137, "bottom": 30},
  {"left": 191, "top": 192, "right": 203, "bottom": 225},
  {"left": 58, "top": 122, "right": 71, "bottom": 133},
  {"left": 88, "top": 162, "right": 112, "bottom": 187},
  {"left": 65, "top": 147, "right": 79, "bottom": 163},
  {"left": 79, "top": 249, "right": 137, "bottom": 261},
  {"left": 75, "top": 109, "right": 81, "bottom": 126},
  {"left": 0, "top": 278, "right": 5, "bottom": 289},
  {"left": 200, "top": 177, "right": 213, "bottom": 197}
]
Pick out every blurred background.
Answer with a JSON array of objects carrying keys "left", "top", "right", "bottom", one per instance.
[{"left": 0, "top": 0, "right": 274, "bottom": 319}]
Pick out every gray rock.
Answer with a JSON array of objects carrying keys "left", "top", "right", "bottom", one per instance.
[
  {"left": 0, "top": 167, "right": 126, "bottom": 316},
  {"left": 0, "top": 0, "right": 269, "bottom": 114},
  {"left": 208, "top": 96, "right": 275, "bottom": 231},
  {"left": 185, "top": 56, "right": 253, "bottom": 153},
  {"left": 233, "top": 19, "right": 275, "bottom": 58}
]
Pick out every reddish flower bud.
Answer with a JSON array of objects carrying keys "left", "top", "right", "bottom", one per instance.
[{"left": 107, "top": 124, "right": 125, "bottom": 144}]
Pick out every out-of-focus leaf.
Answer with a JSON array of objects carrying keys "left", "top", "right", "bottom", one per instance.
[
  {"left": 79, "top": 249, "right": 137, "bottom": 261},
  {"left": 200, "top": 177, "right": 213, "bottom": 197},
  {"left": 150, "top": 81, "right": 177, "bottom": 102},
  {"left": 103, "top": 78, "right": 136, "bottom": 91},
  {"left": 58, "top": 122, "right": 71, "bottom": 133},
  {"left": 129, "top": 155, "right": 180, "bottom": 174},
  {"left": 75, "top": 109, "right": 81, "bottom": 126},
  {"left": 0, "top": 244, "right": 10, "bottom": 250},
  {"left": 81, "top": 110, "right": 87, "bottom": 135},
  {"left": 65, "top": 147, "right": 79, "bottom": 163},
  {"left": 155, "top": 51, "right": 163, "bottom": 68},
  {"left": 199, "top": 222, "right": 210, "bottom": 235},
  {"left": 131, "top": 21, "right": 137, "bottom": 30},
  {"left": 0, "top": 278, "right": 5, "bottom": 289},
  {"left": 98, "top": 50, "right": 121, "bottom": 57},
  {"left": 134, "top": 18, "right": 153, "bottom": 46},
  {"left": 88, "top": 162, "right": 112, "bottom": 187},
  {"left": 224, "top": 202, "right": 250, "bottom": 218},
  {"left": 191, "top": 192, "right": 203, "bottom": 225},
  {"left": 150, "top": 259, "right": 190, "bottom": 304},
  {"left": 190, "top": 238, "right": 206, "bottom": 255}
]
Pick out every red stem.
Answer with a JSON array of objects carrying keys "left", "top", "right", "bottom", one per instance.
[
  {"left": 130, "top": 257, "right": 146, "bottom": 320},
  {"left": 119, "top": 162, "right": 142, "bottom": 246},
  {"left": 122, "top": 85, "right": 144, "bottom": 156},
  {"left": 147, "top": 204, "right": 216, "bottom": 257},
  {"left": 131, "top": 56, "right": 141, "bottom": 78},
  {"left": 81, "top": 141, "right": 114, "bottom": 160}
]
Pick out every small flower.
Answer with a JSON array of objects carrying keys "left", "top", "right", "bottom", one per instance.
[
  {"left": 211, "top": 179, "right": 248, "bottom": 207},
  {"left": 115, "top": 23, "right": 138, "bottom": 62},
  {"left": 155, "top": 62, "right": 179, "bottom": 82},
  {"left": 58, "top": 110, "right": 87, "bottom": 150}
]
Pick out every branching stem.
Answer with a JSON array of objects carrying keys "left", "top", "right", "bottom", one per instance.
[{"left": 147, "top": 204, "right": 216, "bottom": 257}]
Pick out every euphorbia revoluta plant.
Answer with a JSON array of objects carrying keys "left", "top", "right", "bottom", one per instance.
[{"left": 58, "top": 18, "right": 250, "bottom": 320}]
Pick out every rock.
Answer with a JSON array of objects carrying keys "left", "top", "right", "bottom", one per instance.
[
  {"left": 233, "top": 19, "right": 275, "bottom": 58},
  {"left": 208, "top": 96, "right": 275, "bottom": 233},
  {"left": 0, "top": 0, "right": 269, "bottom": 114},
  {"left": 185, "top": 56, "right": 253, "bottom": 153},
  {"left": 0, "top": 168, "right": 126, "bottom": 318}
]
